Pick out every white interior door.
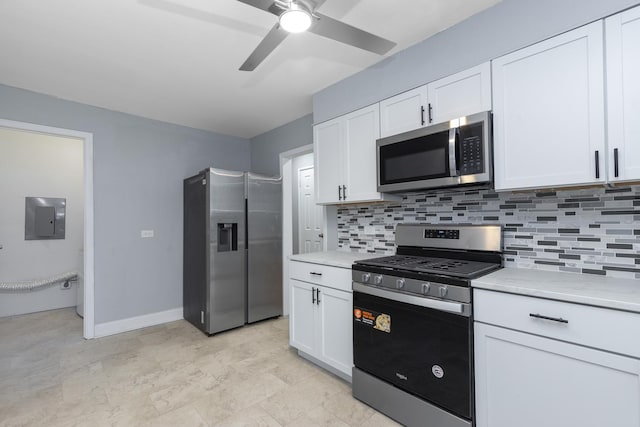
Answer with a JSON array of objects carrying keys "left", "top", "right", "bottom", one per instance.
[{"left": 298, "top": 165, "right": 323, "bottom": 253}]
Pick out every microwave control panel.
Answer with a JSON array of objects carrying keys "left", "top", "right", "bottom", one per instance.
[{"left": 459, "top": 123, "right": 484, "bottom": 175}]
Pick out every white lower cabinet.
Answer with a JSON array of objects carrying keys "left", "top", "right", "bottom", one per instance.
[
  {"left": 289, "top": 279, "right": 316, "bottom": 355},
  {"left": 316, "top": 286, "right": 353, "bottom": 375},
  {"left": 289, "top": 261, "right": 353, "bottom": 378},
  {"left": 474, "top": 290, "right": 640, "bottom": 427}
]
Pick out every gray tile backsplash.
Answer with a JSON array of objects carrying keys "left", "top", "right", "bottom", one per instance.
[{"left": 337, "top": 185, "right": 640, "bottom": 279}]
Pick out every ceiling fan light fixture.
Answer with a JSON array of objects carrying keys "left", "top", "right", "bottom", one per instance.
[{"left": 279, "top": 3, "right": 312, "bottom": 33}]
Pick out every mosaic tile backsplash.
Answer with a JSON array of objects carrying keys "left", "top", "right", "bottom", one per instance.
[{"left": 337, "top": 185, "right": 640, "bottom": 279}]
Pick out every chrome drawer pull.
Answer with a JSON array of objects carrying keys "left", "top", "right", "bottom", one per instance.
[
  {"left": 529, "top": 313, "right": 568, "bottom": 324},
  {"left": 310, "top": 272, "right": 322, "bottom": 276}
]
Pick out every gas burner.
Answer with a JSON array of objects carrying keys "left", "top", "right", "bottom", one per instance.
[{"left": 353, "top": 224, "right": 503, "bottom": 295}]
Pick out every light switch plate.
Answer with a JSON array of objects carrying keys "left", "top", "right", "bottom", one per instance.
[{"left": 141, "top": 230, "right": 154, "bottom": 238}]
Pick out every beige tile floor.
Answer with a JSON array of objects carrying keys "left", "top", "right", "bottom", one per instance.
[{"left": 0, "top": 308, "right": 401, "bottom": 427}]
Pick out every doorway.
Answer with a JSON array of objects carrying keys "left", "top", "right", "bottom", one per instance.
[
  {"left": 0, "top": 119, "right": 94, "bottom": 339},
  {"left": 294, "top": 153, "right": 324, "bottom": 254}
]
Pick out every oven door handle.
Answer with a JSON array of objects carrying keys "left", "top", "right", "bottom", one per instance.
[{"left": 353, "top": 283, "right": 470, "bottom": 316}]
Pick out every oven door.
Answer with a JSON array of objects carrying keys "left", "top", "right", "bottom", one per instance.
[
  {"left": 353, "top": 284, "right": 473, "bottom": 420},
  {"left": 377, "top": 120, "right": 458, "bottom": 192}
]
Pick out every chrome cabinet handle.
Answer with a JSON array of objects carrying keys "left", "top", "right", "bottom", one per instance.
[
  {"left": 595, "top": 150, "right": 600, "bottom": 179},
  {"left": 342, "top": 185, "right": 346, "bottom": 200},
  {"left": 312, "top": 287, "right": 316, "bottom": 304},
  {"left": 428, "top": 103, "right": 433, "bottom": 123},
  {"left": 421, "top": 106, "right": 426, "bottom": 126},
  {"left": 614, "top": 148, "right": 619, "bottom": 178},
  {"left": 338, "top": 185, "right": 342, "bottom": 200},
  {"left": 529, "top": 313, "right": 568, "bottom": 324},
  {"left": 309, "top": 272, "right": 322, "bottom": 276},
  {"left": 316, "top": 288, "right": 321, "bottom": 305}
]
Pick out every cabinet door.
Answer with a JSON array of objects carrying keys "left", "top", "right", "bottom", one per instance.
[
  {"left": 343, "top": 104, "right": 381, "bottom": 203},
  {"left": 379, "top": 85, "right": 428, "bottom": 138},
  {"left": 606, "top": 6, "right": 640, "bottom": 182},
  {"left": 289, "top": 279, "right": 316, "bottom": 355},
  {"left": 316, "top": 286, "right": 353, "bottom": 377},
  {"left": 427, "top": 62, "right": 492, "bottom": 125},
  {"left": 475, "top": 322, "right": 640, "bottom": 427},
  {"left": 492, "top": 22, "right": 606, "bottom": 191},
  {"left": 313, "top": 118, "right": 344, "bottom": 204}
]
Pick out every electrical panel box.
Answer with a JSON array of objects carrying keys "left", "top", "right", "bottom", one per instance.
[{"left": 25, "top": 197, "right": 66, "bottom": 240}]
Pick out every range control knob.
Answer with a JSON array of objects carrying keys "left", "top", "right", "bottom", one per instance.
[
  {"left": 421, "top": 283, "right": 431, "bottom": 295},
  {"left": 438, "top": 286, "right": 448, "bottom": 298},
  {"left": 396, "top": 279, "right": 405, "bottom": 289},
  {"left": 361, "top": 273, "right": 371, "bottom": 283},
  {"left": 374, "top": 275, "right": 383, "bottom": 285}
]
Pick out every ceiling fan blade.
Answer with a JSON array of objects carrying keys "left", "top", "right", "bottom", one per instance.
[
  {"left": 309, "top": 13, "right": 396, "bottom": 55},
  {"left": 239, "top": 23, "right": 289, "bottom": 71},
  {"left": 310, "top": 0, "right": 328, "bottom": 9},
  {"left": 236, "top": 0, "right": 282, "bottom": 16}
]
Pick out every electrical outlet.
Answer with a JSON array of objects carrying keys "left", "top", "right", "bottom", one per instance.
[
  {"left": 141, "top": 230, "right": 154, "bottom": 238},
  {"left": 60, "top": 281, "right": 72, "bottom": 290}
]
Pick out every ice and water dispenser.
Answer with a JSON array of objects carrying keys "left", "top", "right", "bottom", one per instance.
[{"left": 217, "top": 223, "right": 238, "bottom": 252}]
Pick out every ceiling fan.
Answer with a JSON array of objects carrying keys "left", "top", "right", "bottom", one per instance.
[{"left": 237, "top": 0, "right": 397, "bottom": 71}]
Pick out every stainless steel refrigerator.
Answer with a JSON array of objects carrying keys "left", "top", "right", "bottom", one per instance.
[{"left": 183, "top": 168, "right": 282, "bottom": 335}]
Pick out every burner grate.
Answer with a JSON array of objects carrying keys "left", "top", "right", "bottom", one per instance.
[{"left": 357, "top": 254, "right": 499, "bottom": 278}]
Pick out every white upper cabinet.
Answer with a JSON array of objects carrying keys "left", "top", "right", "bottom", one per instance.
[
  {"left": 379, "top": 86, "right": 429, "bottom": 138},
  {"left": 427, "top": 62, "right": 492, "bottom": 125},
  {"left": 606, "top": 5, "right": 640, "bottom": 183},
  {"left": 314, "top": 104, "right": 397, "bottom": 205},
  {"left": 314, "top": 117, "right": 344, "bottom": 204},
  {"left": 343, "top": 105, "right": 383, "bottom": 202},
  {"left": 492, "top": 21, "right": 606, "bottom": 191},
  {"left": 379, "top": 62, "right": 492, "bottom": 138}
]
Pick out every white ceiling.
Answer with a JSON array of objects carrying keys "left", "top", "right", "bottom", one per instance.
[{"left": 0, "top": 0, "right": 501, "bottom": 139}]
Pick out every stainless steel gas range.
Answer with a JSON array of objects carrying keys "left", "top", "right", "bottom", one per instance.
[{"left": 352, "top": 224, "right": 503, "bottom": 427}]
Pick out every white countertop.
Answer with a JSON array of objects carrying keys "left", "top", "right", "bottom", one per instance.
[
  {"left": 473, "top": 267, "right": 640, "bottom": 313},
  {"left": 288, "top": 250, "right": 378, "bottom": 269}
]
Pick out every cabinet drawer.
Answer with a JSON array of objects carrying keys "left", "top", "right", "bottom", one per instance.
[
  {"left": 474, "top": 289, "right": 640, "bottom": 358},
  {"left": 289, "top": 261, "right": 352, "bottom": 292}
]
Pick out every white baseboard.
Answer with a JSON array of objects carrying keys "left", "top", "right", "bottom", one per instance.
[{"left": 94, "top": 307, "right": 183, "bottom": 338}]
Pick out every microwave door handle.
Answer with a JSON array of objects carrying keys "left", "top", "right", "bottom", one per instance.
[{"left": 448, "top": 127, "right": 458, "bottom": 177}]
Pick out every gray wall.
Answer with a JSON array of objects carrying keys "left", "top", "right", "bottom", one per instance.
[
  {"left": 0, "top": 84, "right": 250, "bottom": 324},
  {"left": 250, "top": 114, "right": 313, "bottom": 176},
  {"left": 313, "top": 0, "right": 640, "bottom": 123}
]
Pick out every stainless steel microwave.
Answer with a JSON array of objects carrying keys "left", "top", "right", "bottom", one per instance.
[{"left": 377, "top": 111, "right": 493, "bottom": 193}]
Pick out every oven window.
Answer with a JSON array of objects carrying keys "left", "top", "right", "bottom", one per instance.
[
  {"left": 379, "top": 129, "right": 450, "bottom": 185},
  {"left": 353, "top": 291, "right": 472, "bottom": 420}
]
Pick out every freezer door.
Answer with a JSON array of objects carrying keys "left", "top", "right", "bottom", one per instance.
[
  {"left": 247, "top": 173, "right": 283, "bottom": 323},
  {"left": 207, "top": 168, "right": 246, "bottom": 334},
  {"left": 183, "top": 172, "right": 208, "bottom": 333}
]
